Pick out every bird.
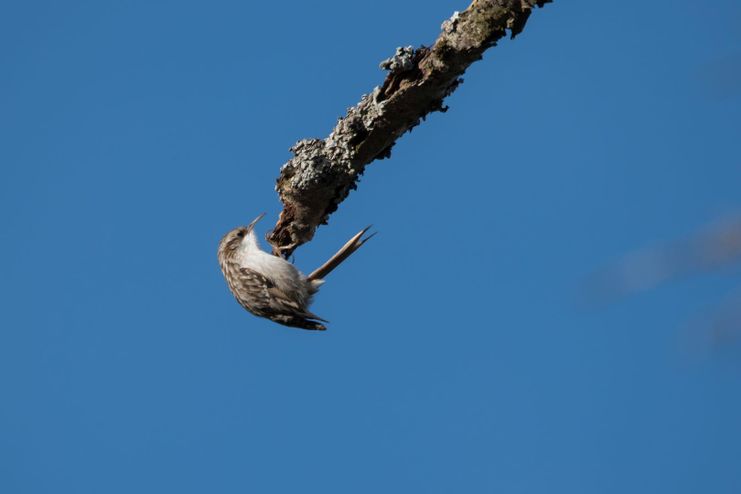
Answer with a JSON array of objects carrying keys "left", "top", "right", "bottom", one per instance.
[{"left": 217, "top": 213, "right": 373, "bottom": 330}]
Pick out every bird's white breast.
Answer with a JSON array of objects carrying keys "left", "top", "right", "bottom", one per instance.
[{"left": 235, "top": 231, "right": 311, "bottom": 303}]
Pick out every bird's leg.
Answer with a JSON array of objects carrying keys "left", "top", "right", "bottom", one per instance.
[{"left": 271, "top": 241, "right": 299, "bottom": 258}]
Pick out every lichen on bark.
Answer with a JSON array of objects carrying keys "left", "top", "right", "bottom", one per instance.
[{"left": 268, "top": 0, "right": 552, "bottom": 257}]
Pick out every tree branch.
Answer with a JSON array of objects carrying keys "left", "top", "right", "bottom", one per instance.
[{"left": 268, "top": 0, "right": 552, "bottom": 257}]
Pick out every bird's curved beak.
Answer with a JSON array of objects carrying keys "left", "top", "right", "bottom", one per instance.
[{"left": 246, "top": 212, "right": 266, "bottom": 232}]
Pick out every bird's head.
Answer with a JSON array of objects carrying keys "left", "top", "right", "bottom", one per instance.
[{"left": 217, "top": 213, "right": 265, "bottom": 259}]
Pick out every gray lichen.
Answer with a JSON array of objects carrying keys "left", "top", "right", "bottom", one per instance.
[{"left": 379, "top": 46, "right": 417, "bottom": 73}]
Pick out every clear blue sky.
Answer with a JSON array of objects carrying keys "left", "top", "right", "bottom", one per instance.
[{"left": 2, "top": 1, "right": 740, "bottom": 493}]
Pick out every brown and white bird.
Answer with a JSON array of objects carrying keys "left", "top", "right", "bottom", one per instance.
[{"left": 217, "top": 213, "right": 373, "bottom": 330}]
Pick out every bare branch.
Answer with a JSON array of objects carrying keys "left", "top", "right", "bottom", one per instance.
[{"left": 268, "top": 0, "right": 552, "bottom": 256}]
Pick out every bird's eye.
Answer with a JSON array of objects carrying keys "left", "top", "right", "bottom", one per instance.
[{"left": 236, "top": 231, "right": 244, "bottom": 238}]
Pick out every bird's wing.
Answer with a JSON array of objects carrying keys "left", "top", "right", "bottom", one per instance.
[
  {"left": 235, "top": 266, "right": 296, "bottom": 312},
  {"left": 236, "top": 266, "right": 325, "bottom": 322}
]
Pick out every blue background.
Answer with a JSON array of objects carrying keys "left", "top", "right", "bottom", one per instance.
[{"left": 2, "top": 1, "right": 740, "bottom": 492}]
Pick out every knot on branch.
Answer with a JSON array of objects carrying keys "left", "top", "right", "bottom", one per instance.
[{"left": 271, "top": 139, "right": 357, "bottom": 257}]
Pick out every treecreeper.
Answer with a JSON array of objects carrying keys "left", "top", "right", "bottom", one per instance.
[{"left": 218, "top": 213, "right": 373, "bottom": 330}]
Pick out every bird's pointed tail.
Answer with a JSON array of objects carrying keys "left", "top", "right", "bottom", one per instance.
[{"left": 307, "top": 226, "right": 375, "bottom": 281}]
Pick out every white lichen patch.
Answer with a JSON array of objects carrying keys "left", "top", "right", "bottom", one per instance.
[
  {"left": 379, "top": 46, "right": 416, "bottom": 73},
  {"left": 441, "top": 11, "right": 460, "bottom": 33}
]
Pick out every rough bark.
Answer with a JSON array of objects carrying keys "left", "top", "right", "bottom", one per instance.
[{"left": 268, "top": 0, "right": 552, "bottom": 257}]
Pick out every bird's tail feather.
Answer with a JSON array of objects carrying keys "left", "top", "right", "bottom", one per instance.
[
  {"left": 307, "top": 226, "right": 375, "bottom": 281},
  {"left": 293, "top": 310, "right": 328, "bottom": 330},
  {"left": 293, "top": 318, "right": 327, "bottom": 331},
  {"left": 273, "top": 312, "right": 328, "bottom": 331}
]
